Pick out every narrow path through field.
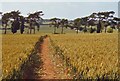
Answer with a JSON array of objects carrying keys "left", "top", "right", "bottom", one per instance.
[
  {"left": 37, "top": 37, "right": 72, "bottom": 79},
  {"left": 39, "top": 37, "right": 58, "bottom": 79},
  {"left": 23, "top": 36, "right": 72, "bottom": 79}
]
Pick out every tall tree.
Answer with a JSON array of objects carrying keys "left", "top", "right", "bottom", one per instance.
[
  {"left": 74, "top": 18, "right": 81, "bottom": 34},
  {"left": 97, "top": 11, "right": 115, "bottom": 33},
  {"left": 2, "top": 12, "right": 11, "bottom": 34},
  {"left": 10, "top": 10, "right": 21, "bottom": 34},
  {"left": 50, "top": 18, "right": 60, "bottom": 34},
  {"left": 60, "top": 19, "right": 68, "bottom": 34},
  {"left": 19, "top": 15, "right": 25, "bottom": 34},
  {"left": 113, "top": 17, "right": 120, "bottom": 32},
  {"left": 27, "top": 11, "right": 44, "bottom": 34},
  {"left": 81, "top": 17, "right": 89, "bottom": 33}
]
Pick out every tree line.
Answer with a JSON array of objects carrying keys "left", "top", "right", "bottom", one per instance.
[
  {"left": 1, "top": 10, "right": 43, "bottom": 34},
  {"left": 0, "top": 10, "right": 120, "bottom": 34},
  {"left": 50, "top": 11, "right": 120, "bottom": 34}
]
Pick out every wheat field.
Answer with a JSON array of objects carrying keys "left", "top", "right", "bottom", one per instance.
[
  {"left": 50, "top": 33, "right": 118, "bottom": 79},
  {"left": 1, "top": 32, "right": 119, "bottom": 79},
  {"left": 2, "top": 34, "right": 41, "bottom": 79}
]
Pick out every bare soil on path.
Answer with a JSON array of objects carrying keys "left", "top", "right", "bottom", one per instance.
[
  {"left": 39, "top": 37, "right": 59, "bottom": 79},
  {"left": 23, "top": 37, "right": 72, "bottom": 79}
]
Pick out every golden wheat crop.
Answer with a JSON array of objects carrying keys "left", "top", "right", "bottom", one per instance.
[
  {"left": 2, "top": 34, "right": 41, "bottom": 79},
  {"left": 50, "top": 33, "right": 118, "bottom": 79}
]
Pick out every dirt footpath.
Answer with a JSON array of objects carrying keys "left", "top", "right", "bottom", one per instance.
[
  {"left": 23, "top": 37, "right": 72, "bottom": 79},
  {"left": 39, "top": 37, "right": 59, "bottom": 79}
]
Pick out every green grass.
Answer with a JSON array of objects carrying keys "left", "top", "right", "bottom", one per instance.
[
  {"left": 40, "top": 25, "right": 76, "bottom": 33},
  {"left": 1, "top": 24, "right": 119, "bottom": 35},
  {"left": 1, "top": 25, "right": 76, "bottom": 34}
]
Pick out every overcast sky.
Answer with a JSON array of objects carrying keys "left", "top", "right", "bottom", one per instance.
[
  {"left": 0, "top": 0, "right": 119, "bottom": 2},
  {"left": 1, "top": 2, "right": 119, "bottom": 20}
]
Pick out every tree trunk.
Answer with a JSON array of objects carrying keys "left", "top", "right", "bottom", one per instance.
[
  {"left": 37, "top": 23, "right": 40, "bottom": 31},
  {"left": 84, "top": 25, "right": 87, "bottom": 33},
  {"left": 4, "top": 24, "right": 7, "bottom": 34},
  {"left": 97, "top": 20, "right": 101, "bottom": 33}
]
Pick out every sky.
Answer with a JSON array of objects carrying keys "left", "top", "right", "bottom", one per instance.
[
  {"left": 1, "top": 2, "right": 119, "bottom": 20},
  {"left": 0, "top": 0, "right": 119, "bottom": 2}
]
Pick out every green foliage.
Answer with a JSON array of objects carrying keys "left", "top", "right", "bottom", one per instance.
[
  {"left": 107, "top": 27, "right": 113, "bottom": 33},
  {"left": 83, "top": 28, "right": 87, "bottom": 33},
  {"left": 88, "top": 27, "right": 96, "bottom": 33}
]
